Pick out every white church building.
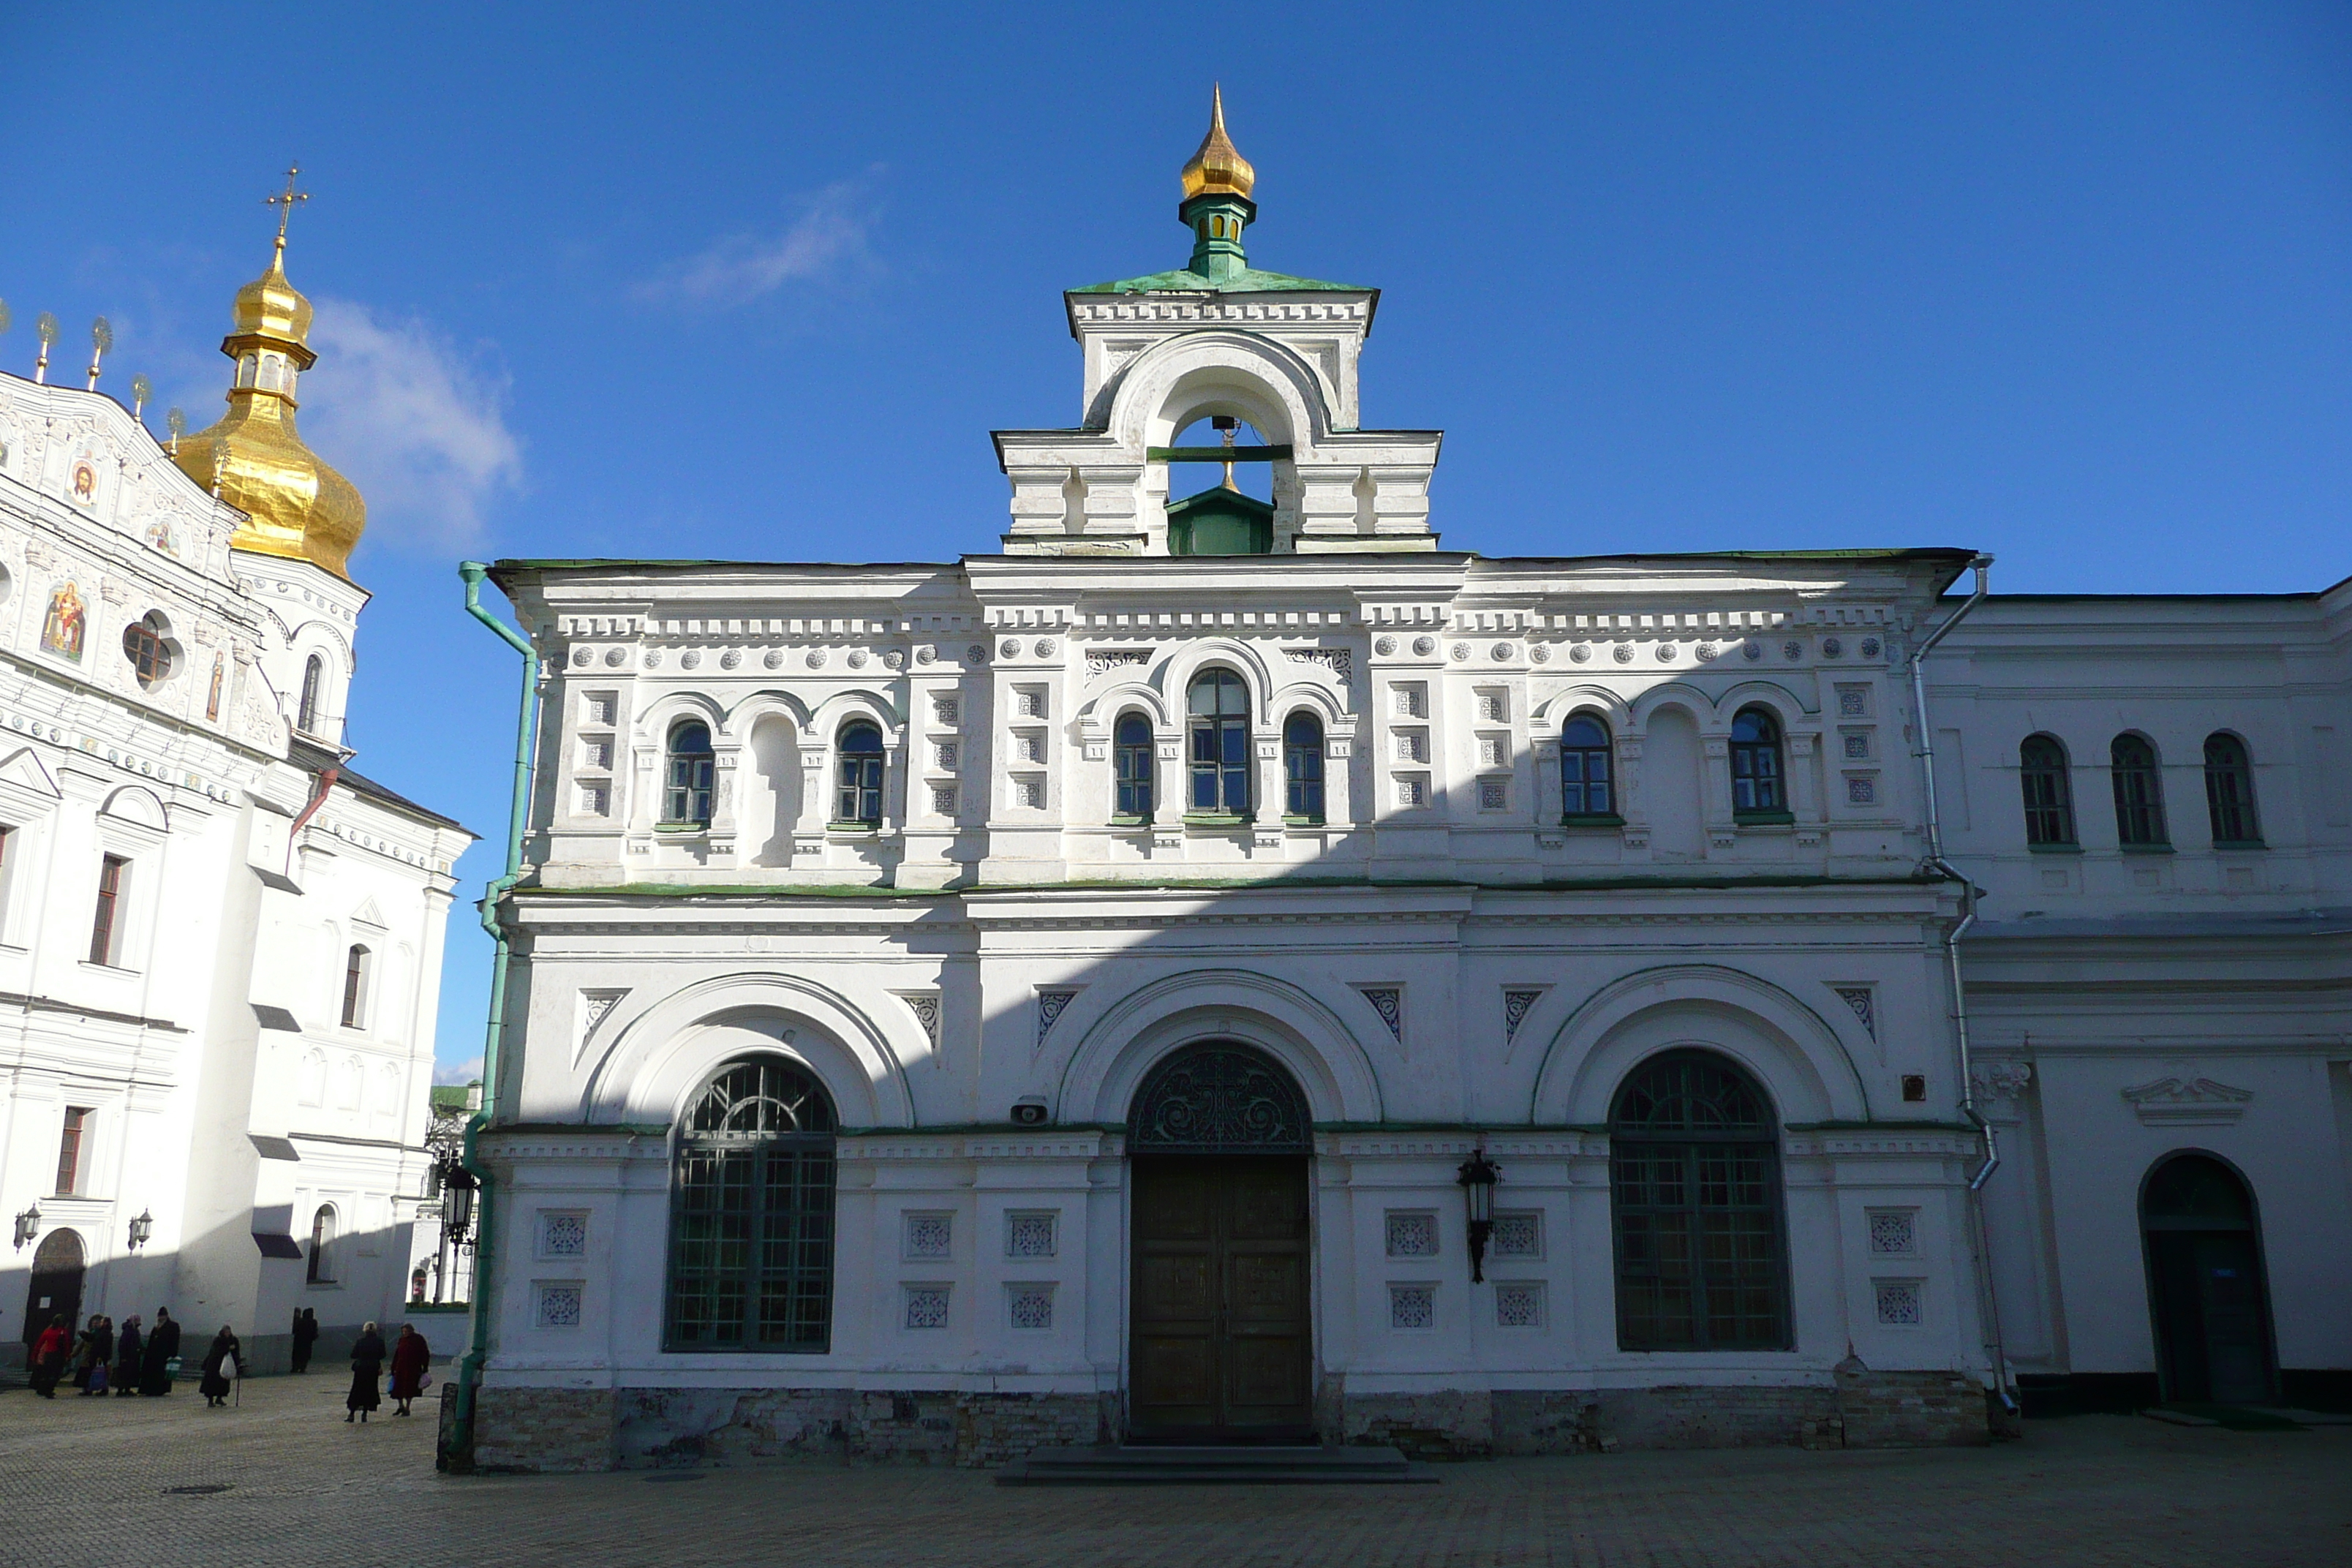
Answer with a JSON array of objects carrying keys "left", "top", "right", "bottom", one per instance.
[
  {"left": 459, "top": 101, "right": 2352, "bottom": 1468},
  {"left": 0, "top": 218, "right": 472, "bottom": 1371}
]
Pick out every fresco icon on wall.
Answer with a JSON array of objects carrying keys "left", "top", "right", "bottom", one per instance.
[
  {"left": 40, "top": 581, "right": 87, "bottom": 662},
  {"left": 206, "top": 652, "right": 225, "bottom": 722},
  {"left": 69, "top": 458, "right": 98, "bottom": 507},
  {"left": 144, "top": 517, "right": 178, "bottom": 558}
]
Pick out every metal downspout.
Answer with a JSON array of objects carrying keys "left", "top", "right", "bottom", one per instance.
[
  {"left": 448, "top": 561, "right": 539, "bottom": 1471},
  {"left": 1905, "top": 555, "right": 2018, "bottom": 1415}
]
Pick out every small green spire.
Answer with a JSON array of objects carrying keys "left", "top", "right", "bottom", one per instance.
[{"left": 1181, "top": 190, "right": 1255, "bottom": 283}]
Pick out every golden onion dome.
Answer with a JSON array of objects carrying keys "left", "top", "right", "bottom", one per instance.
[
  {"left": 173, "top": 233, "right": 366, "bottom": 581},
  {"left": 1180, "top": 85, "right": 1256, "bottom": 202}
]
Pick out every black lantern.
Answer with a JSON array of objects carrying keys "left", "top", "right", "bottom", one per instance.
[
  {"left": 440, "top": 1164, "right": 478, "bottom": 1244},
  {"left": 127, "top": 1210, "right": 154, "bottom": 1251},
  {"left": 12, "top": 1203, "right": 39, "bottom": 1252},
  {"left": 1456, "top": 1147, "right": 1501, "bottom": 1282}
]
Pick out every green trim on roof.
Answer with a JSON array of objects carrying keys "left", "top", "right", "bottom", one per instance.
[{"left": 1068, "top": 266, "right": 1368, "bottom": 295}]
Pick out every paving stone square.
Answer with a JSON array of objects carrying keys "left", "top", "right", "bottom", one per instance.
[{"left": 0, "top": 1373, "right": 2345, "bottom": 1568}]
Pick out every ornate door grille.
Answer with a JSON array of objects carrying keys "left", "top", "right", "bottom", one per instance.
[{"left": 1128, "top": 1044, "right": 1312, "bottom": 1154}]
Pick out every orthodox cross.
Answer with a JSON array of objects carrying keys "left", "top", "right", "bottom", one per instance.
[{"left": 265, "top": 165, "right": 309, "bottom": 243}]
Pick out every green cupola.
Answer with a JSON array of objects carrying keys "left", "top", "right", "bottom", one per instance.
[{"left": 1178, "top": 86, "right": 1257, "bottom": 284}]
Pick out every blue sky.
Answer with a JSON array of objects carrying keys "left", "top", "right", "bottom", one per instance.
[{"left": 5, "top": 3, "right": 2348, "bottom": 1076}]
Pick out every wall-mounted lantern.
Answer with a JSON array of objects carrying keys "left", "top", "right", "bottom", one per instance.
[
  {"left": 440, "top": 1163, "right": 478, "bottom": 1245},
  {"left": 1456, "top": 1147, "right": 1501, "bottom": 1282},
  {"left": 13, "top": 1204, "right": 41, "bottom": 1251},
  {"left": 127, "top": 1210, "right": 154, "bottom": 1251}
]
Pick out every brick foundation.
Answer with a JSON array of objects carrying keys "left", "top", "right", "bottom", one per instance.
[
  {"left": 465, "top": 1373, "right": 1985, "bottom": 1471},
  {"left": 468, "top": 1385, "right": 1115, "bottom": 1472}
]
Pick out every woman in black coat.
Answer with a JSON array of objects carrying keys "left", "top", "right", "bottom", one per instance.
[
  {"left": 197, "top": 1327, "right": 242, "bottom": 1407},
  {"left": 290, "top": 1308, "right": 320, "bottom": 1374},
  {"left": 113, "top": 1316, "right": 143, "bottom": 1396},
  {"left": 139, "top": 1308, "right": 181, "bottom": 1396},
  {"left": 345, "top": 1322, "right": 385, "bottom": 1422}
]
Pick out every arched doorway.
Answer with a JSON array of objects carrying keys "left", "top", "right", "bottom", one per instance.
[
  {"left": 21, "top": 1229, "right": 86, "bottom": 1348},
  {"left": 1126, "top": 1042, "right": 1313, "bottom": 1441},
  {"left": 2141, "top": 1153, "right": 2275, "bottom": 1404}
]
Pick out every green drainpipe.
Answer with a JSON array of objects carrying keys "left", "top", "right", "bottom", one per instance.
[{"left": 448, "top": 561, "right": 539, "bottom": 1472}]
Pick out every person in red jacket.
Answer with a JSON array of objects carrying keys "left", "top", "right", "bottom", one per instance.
[
  {"left": 27, "top": 1314, "right": 70, "bottom": 1398},
  {"left": 386, "top": 1324, "right": 431, "bottom": 1417}
]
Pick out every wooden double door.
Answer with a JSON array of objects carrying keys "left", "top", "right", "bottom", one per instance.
[{"left": 1128, "top": 1154, "right": 1313, "bottom": 1441}]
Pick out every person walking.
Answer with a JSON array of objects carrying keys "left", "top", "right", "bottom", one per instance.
[
  {"left": 345, "top": 1322, "right": 385, "bottom": 1423},
  {"left": 386, "top": 1324, "right": 430, "bottom": 1417},
  {"left": 140, "top": 1307, "right": 181, "bottom": 1395},
  {"left": 197, "top": 1326, "right": 243, "bottom": 1408},
  {"left": 28, "top": 1314, "right": 69, "bottom": 1398},
  {"left": 77, "top": 1316, "right": 114, "bottom": 1395},
  {"left": 70, "top": 1315, "right": 104, "bottom": 1393},
  {"left": 113, "top": 1316, "right": 143, "bottom": 1397},
  {"left": 290, "top": 1307, "right": 320, "bottom": 1374}
]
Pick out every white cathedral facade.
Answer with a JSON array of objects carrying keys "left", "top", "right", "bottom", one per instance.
[
  {"left": 0, "top": 225, "right": 472, "bottom": 1371},
  {"left": 461, "top": 105, "right": 2352, "bottom": 1468}
]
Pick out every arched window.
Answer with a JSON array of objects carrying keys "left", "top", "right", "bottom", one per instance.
[
  {"left": 1730, "top": 706, "right": 1786, "bottom": 818},
  {"left": 1283, "top": 712, "right": 1324, "bottom": 822},
  {"left": 664, "top": 720, "right": 715, "bottom": 827},
  {"left": 122, "top": 612, "right": 173, "bottom": 692},
  {"left": 1610, "top": 1049, "right": 1790, "bottom": 1351},
  {"left": 2019, "top": 734, "right": 2076, "bottom": 846},
  {"left": 1114, "top": 713, "right": 1155, "bottom": 821},
  {"left": 834, "top": 723, "right": 884, "bottom": 827},
  {"left": 1562, "top": 713, "right": 1615, "bottom": 819},
  {"left": 1187, "top": 669, "right": 1251, "bottom": 815},
  {"left": 307, "top": 1205, "right": 338, "bottom": 1285},
  {"left": 2203, "top": 733, "right": 2261, "bottom": 845},
  {"left": 297, "top": 655, "right": 325, "bottom": 734},
  {"left": 2111, "top": 734, "right": 2167, "bottom": 846},
  {"left": 340, "top": 943, "right": 372, "bottom": 1029},
  {"left": 667, "top": 1056, "right": 837, "bottom": 1352}
]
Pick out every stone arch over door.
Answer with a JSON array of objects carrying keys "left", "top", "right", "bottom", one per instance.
[
  {"left": 2140, "top": 1151, "right": 2276, "bottom": 1405},
  {"left": 1055, "top": 970, "right": 1384, "bottom": 1127}
]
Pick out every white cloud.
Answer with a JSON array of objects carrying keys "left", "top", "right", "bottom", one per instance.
[
  {"left": 433, "top": 1055, "right": 484, "bottom": 1088},
  {"left": 638, "top": 178, "right": 880, "bottom": 308},
  {"left": 301, "top": 301, "right": 524, "bottom": 549}
]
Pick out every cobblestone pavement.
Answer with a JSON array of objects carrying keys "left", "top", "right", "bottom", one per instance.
[{"left": 0, "top": 1374, "right": 2346, "bottom": 1568}]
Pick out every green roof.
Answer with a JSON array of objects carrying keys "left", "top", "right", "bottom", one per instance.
[{"left": 1069, "top": 265, "right": 1368, "bottom": 295}]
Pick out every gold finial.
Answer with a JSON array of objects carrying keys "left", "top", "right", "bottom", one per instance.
[
  {"left": 1180, "top": 85, "right": 1256, "bottom": 202},
  {"left": 265, "top": 164, "right": 309, "bottom": 260}
]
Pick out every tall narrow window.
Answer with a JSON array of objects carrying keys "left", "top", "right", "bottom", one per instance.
[
  {"left": 1284, "top": 711, "right": 1325, "bottom": 822},
  {"left": 1730, "top": 707, "right": 1786, "bottom": 818},
  {"left": 835, "top": 723, "right": 884, "bottom": 826},
  {"left": 664, "top": 720, "right": 715, "bottom": 826},
  {"left": 341, "top": 944, "right": 372, "bottom": 1029},
  {"left": 297, "top": 655, "right": 325, "bottom": 734},
  {"left": 54, "top": 1108, "right": 88, "bottom": 1195},
  {"left": 2019, "top": 734, "right": 2076, "bottom": 846},
  {"left": 1610, "top": 1049, "right": 1790, "bottom": 1351},
  {"left": 308, "top": 1205, "right": 337, "bottom": 1285},
  {"left": 2111, "top": 734, "right": 2168, "bottom": 846},
  {"left": 2204, "top": 733, "right": 2261, "bottom": 845},
  {"left": 1114, "top": 713, "right": 1155, "bottom": 821},
  {"left": 1187, "top": 669, "right": 1251, "bottom": 815},
  {"left": 1562, "top": 713, "right": 1615, "bottom": 818},
  {"left": 667, "top": 1057, "right": 837, "bottom": 1352},
  {"left": 88, "top": 853, "right": 127, "bottom": 966}
]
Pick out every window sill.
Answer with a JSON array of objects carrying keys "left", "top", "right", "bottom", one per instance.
[
  {"left": 2211, "top": 840, "right": 2268, "bottom": 852},
  {"left": 1281, "top": 815, "right": 1327, "bottom": 829},
  {"left": 2026, "top": 843, "right": 2083, "bottom": 854},
  {"left": 1560, "top": 813, "right": 1625, "bottom": 829},
  {"left": 1107, "top": 815, "right": 1154, "bottom": 831},
  {"left": 1183, "top": 812, "right": 1252, "bottom": 829},
  {"left": 75, "top": 960, "right": 137, "bottom": 978},
  {"left": 1733, "top": 811, "right": 1796, "bottom": 827},
  {"left": 825, "top": 822, "right": 882, "bottom": 837},
  {"left": 652, "top": 822, "right": 710, "bottom": 836},
  {"left": 2119, "top": 843, "right": 2175, "bottom": 855}
]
